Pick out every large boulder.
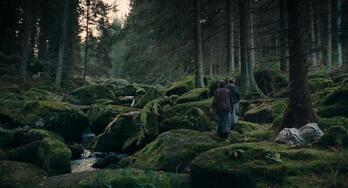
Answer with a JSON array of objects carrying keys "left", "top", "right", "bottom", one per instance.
[
  {"left": 308, "top": 78, "right": 333, "bottom": 93},
  {"left": 191, "top": 142, "right": 348, "bottom": 188},
  {"left": 175, "top": 88, "right": 209, "bottom": 104},
  {"left": 135, "top": 87, "right": 163, "bottom": 108},
  {"left": 0, "top": 100, "right": 88, "bottom": 142},
  {"left": 69, "top": 84, "right": 115, "bottom": 105},
  {"left": 114, "top": 84, "right": 145, "bottom": 97},
  {"left": 318, "top": 116, "right": 348, "bottom": 130},
  {"left": 317, "top": 85, "right": 348, "bottom": 118},
  {"left": 244, "top": 101, "right": 273, "bottom": 124},
  {"left": 0, "top": 160, "right": 46, "bottom": 188},
  {"left": 161, "top": 107, "right": 213, "bottom": 132},
  {"left": 254, "top": 69, "right": 288, "bottom": 97},
  {"left": 317, "top": 126, "right": 348, "bottom": 148},
  {"left": 38, "top": 168, "right": 190, "bottom": 188},
  {"left": 129, "top": 129, "right": 223, "bottom": 172},
  {"left": 165, "top": 76, "right": 195, "bottom": 96},
  {"left": 87, "top": 104, "right": 136, "bottom": 135},
  {"left": 93, "top": 111, "right": 141, "bottom": 152}
]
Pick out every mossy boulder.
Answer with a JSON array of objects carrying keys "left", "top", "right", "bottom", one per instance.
[
  {"left": 317, "top": 126, "right": 348, "bottom": 148},
  {"left": 0, "top": 100, "right": 88, "bottom": 142},
  {"left": 135, "top": 87, "right": 163, "bottom": 108},
  {"left": 317, "top": 85, "right": 348, "bottom": 118},
  {"left": 0, "top": 160, "right": 46, "bottom": 188},
  {"left": 130, "top": 129, "right": 223, "bottom": 172},
  {"left": 0, "top": 127, "right": 14, "bottom": 148},
  {"left": 8, "top": 141, "right": 42, "bottom": 163},
  {"left": 318, "top": 116, "right": 348, "bottom": 130},
  {"left": 254, "top": 69, "right": 289, "bottom": 97},
  {"left": 175, "top": 88, "right": 208, "bottom": 104},
  {"left": 37, "top": 136, "right": 72, "bottom": 175},
  {"left": 162, "top": 98, "right": 213, "bottom": 120},
  {"left": 93, "top": 111, "right": 141, "bottom": 152},
  {"left": 161, "top": 107, "right": 213, "bottom": 132},
  {"left": 244, "top": 101, "right": 273, "bottom": 124},
  {"left": 69, "top": 84, "right": 115, "bottom": 105},
  {"left": 191, "top": 142, "right": 348, "bottom": 188},
  {"left": 114, "top": 84, "right": 145, "bottom": 97},
  {"left": 233, "top": 121, "right": 276, "bottom": 142},
  {"left": 165, "top": 76, "right": 195, "bottom": 96},
  {"left": 87, "top": 104, "right": 136, "bottom": 135},
  {"left": 38, "top": 168, "right": 190, "bottom": 188},
  {"left": 22, "top": 87, "right": 64, "bottom": 102},
  {"left": 308, "top": 78, "right": 333, "bottom": 93}
]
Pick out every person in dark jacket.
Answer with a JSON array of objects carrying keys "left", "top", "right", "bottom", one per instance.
[
  {"left": 210, "top": 80, "right": 233, "bottom": 138},
  {"left": 226, "top": 78, "right": 240, "bottom": 128}
]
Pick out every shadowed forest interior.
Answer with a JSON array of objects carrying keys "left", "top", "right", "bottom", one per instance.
[{"left": 0, "top": 0, "right": 348, "bottom": 187}]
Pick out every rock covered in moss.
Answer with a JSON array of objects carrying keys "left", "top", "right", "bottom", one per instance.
[
  {"left": 165, "top": 76, "right": 195, "bottom": 96},
  {"left": 67, "top": 143, "right": 84, "bottom": 160},
  {"left": 0, "top": 127, "right": 14, "bottom": 148},
  {"left": 317, "top": 126, "right": 348, "bottom": 148},
  {"left": 244, "top": 102, "right": 273, "bottom": 123},
  {"left": 0, "top": 100, "right": 88, "bottom": 142},
  {"left": 308, "top": 78, "right": 333, "bottom": 93},
  {"left": 318, "top": 85, "right": 348, "bottom": 118},
  {"left": 318, "top": 116, "right": 348, "bottom": 130},
  {"left": 191, "top": 142, "right": 348, "bottom": 187},
  {"left": 38, "top": 168, "right": 190, "bottom": 188},
  {"left": 114, "top": 84, "right": 145, "bottom": 97},
  {"left": 93, "top": 111, "right": 141, "bottom": 152},
  {"left": 135, "top": 87, "right": 163, "bottom": 108},
  {"left": 161, "top": 107, "right": 213, "bottom": 132},
  {"left": 69, "top": 84, "right": 116, "bottom": 105},
  {"left": 233, "top": 121, "right": 276, "bottom": 142},
  {"left": 130, "top": 129, "right": 223, "bottom": 172},
  {"left": 175, "top": 88, "right": 209, "bottom": 104},
  {"left": 254, "top": 69, "right": 289, "bottom": 97},
  {"left": 87, "top": 104, "right": 136, "bottom": 135},
  {"left": 0, "top": 160, "right": 46, "bottom": 188}
]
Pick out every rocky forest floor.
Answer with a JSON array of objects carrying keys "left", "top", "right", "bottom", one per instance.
[{"left": 0, "top": 69, "right": 348, "bottom": 188}]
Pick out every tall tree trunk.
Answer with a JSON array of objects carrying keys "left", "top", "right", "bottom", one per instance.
[
  {"left": 83, "top": 0, "right": 90, "bottom": 80},
  {"left": 327, "top": 0, "right": 333, "bottom": 72},
  {"left": 281, "top": 0, "right": 316, "bottom": 129},
  {"left": 337, "top": 0, "right": 343, "bottom": 67},
  {"left": 315, "top": 3, "right": 323, "bottom": 64},
  {"left": 20, "top": 0, "right": 33, "bottom": 83},
  {"left": 226, "top": 0, "right": 235, "bottom": 74},
  {"left": 195, "top": 0, "right": 204, "bottom": 88},
  {"left": 55, "top": 0, "right": 70, "bottom": 87},
  {"left": 209, "top": 36, "right": 214, "bottom": 77},
  {"left": 279, "top": 0, "right": 289, "bottom": 72},
  {"left": 309, "top": 0, "right": 318, "bottom": 69}
]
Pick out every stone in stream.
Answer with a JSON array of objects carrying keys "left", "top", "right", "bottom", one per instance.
[{"left": 92, "top": 153, "right": 128, "bottom": 169}]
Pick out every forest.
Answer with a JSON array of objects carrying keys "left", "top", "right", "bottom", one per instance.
[{"left": 0, "top": 0, "right": 348, "bottom": 187}]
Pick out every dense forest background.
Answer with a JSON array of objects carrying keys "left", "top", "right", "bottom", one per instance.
[{"left": 1, "top": 0, "right": 347, "bottom": 86}]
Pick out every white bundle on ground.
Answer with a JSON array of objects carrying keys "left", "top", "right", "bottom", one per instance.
[{"left": 276, "top": 123, "right": 323, "bottom": 146}]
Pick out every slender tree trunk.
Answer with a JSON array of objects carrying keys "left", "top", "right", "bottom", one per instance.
[
  {"left": 55, "top": 0, "right": 70, "bottom": 87},
  {"left": 83, "top": 0, "right": 90, "bottom": 80},
  {"left": 337, "top": 0, "right": 343, "bottom": 67},
  {"left": 279, "top": 0, "right": 289, "bottom": 72},
  {"left": 195, "top": 0, "right": 204, "bottom": 88},
  {"left": 327, "top": 0, "right": 333, "bottom": 72},
  {"left": 209, "top": 36, "right": 214, "bottom": 77},
  {"left": 281, "top": 0, "right": 316, "bottom": 129},
  {"left": 226, "top": 0, "right": 235, "bottom": 74},
  {"left": 309, "top": 1, "right": 318, "bottom": 69},
  {"left": 315, "top": 3, "right": 323, "bottom": 64},
  {"left": 20, "top": 0, "right": 33, "bottom": 83}
]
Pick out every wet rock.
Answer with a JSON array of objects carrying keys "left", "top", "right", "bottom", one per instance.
[
  {"left": 92, "top": 153, "right": 128, "bottom": 169},
  {"left": 68, "top": 143, "right": 84, "bottom": 160}
]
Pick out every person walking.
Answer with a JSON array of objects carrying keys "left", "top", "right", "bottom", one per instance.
[
  {"left": 210, "top": 80, "right": 233, "bottom": 139},
  {"left": 226, "top": 78, "right": 240, "bottom": 128}
]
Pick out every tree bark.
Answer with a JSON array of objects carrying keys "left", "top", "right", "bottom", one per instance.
[
  {"left": 279, "top": 0, "right": 289, "bottom": 72},
  {"left": 314, "top": 3, "right": 323, "bottom": 64},
  {"left": 337, "top": 0, "right": 343, "bottom": 67},
  {"left": 281, "top": 0, "right": 317, "bottom": 129},
  {"left": 327, "top": 0, "right": 333, "bottom": 72},
  {"left": 309, "top": 0, "right": 318, "bottom": 69},
  {"left": 83, "top": 0, "right": 91, "bottom": 80},
  {"left": 226, "top": 0, "right": 235, "bottom": 74},
  {"left": 20, "top": 0, "right": 33, "bottom": 83},
  {"left": 195, "top": 0, "right": 204, "bottom": 88},
  {"left": 55, "top": 0, "right": 70, "bottom": 87}
]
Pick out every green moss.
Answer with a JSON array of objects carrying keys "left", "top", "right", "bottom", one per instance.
[
  {"left": 308, "top": 78, "right": 333, "bottom": 93},
  {"left": 0, "top": 128, "right": 14, "bottom": 148},
  {"left": 244, "top": 102, "right": 273, "bottom": 123},
  {"left": 135, "top": 87, "right": 163, "bottom": 108},
  {"left": 0, "top": 100, "right": 88, "bottom": 142},
  {"left": 191, "top": 142, "right": 348, "bottom": 187},
  {"left": 165, "top": 76, "right": 195, "bottom": 96},
  {"left": 8, "top": 141, "right": 41, "bottom": 163},
  {"left": 318, "top": 116, "right": 348, "bottom": 130},
  {"left": 317, "top": 126, "right": 348, "bottom": 148},
  {"left": 37, "top": 136, "right": 72, "bottom": 175},
  {"left": 87, "top": 104, "right": 136, "bottom": 135},
  {"left": 131, "top": 129, "right": 223, "bottom": 172},
  {"left": 161, "top": 107, "right": 213, "bottom": 132},
  {"left": 318, "top": 85, "right": 348, "bottom": 118},
  {"left": 0, "top": 160, "right": 46, "bottom": 188},
  {"left": 93, "top": 112, "right": 141, "bottom": 152},
  {"left": 69, "top": 84, "right": 116, "bottom": 105},
  {"left": 254, "top": 69, "right": 289, "bottom": 97},
  {"left": 175, "top": 88, "right": 208, "bottom": 104}
]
